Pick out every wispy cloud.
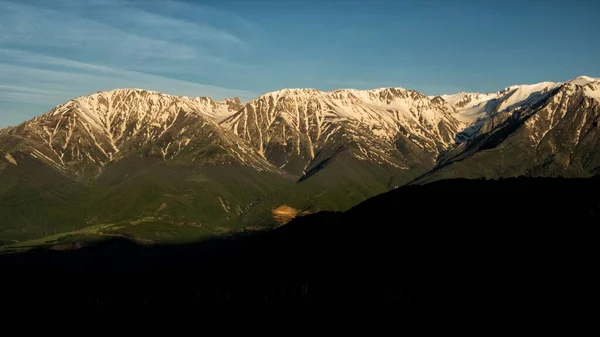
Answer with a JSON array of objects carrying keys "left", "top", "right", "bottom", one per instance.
[
  {"left": 0, "top": 0, "right": 257, "bottom": 126},
  {"left": 0, "top": 51, "right": 256, "bottom": 101}
]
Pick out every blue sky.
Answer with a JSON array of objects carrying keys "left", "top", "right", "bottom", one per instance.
[{"left": 1, "top": 0, "right": 599, "bottom": 127}]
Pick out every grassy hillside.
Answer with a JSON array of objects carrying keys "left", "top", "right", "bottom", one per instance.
[
  {"left": 0, "top": 178, "right": 594, "bottom": 307},
  {"left": 234, "top": 149, "right": 428, "bottom": 228},
  {"left": 0, "top": 152, "right": 89, "bottom": 244}
]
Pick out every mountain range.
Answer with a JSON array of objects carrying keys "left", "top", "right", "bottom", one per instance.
[{"left": 1, "top": 75, "right": 599, "bottom": 245}]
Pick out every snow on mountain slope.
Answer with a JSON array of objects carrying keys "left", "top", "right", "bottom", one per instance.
[
  {"left": 583, "top": 83, "right": 600, "bottom": 100},
  {"left": 567, "top": 76, "right": 600, "bottom": 100},
  {"left": 220, "top": 87, "right": 462, "bottom": 175},
  {"left": 440, "top": 76, "right": 600, "bottom": 126},
  {"left": 46, "top": 88, "right": 242, "bottom": 129},
  {"left": 440, "top": 82, "right": 560, "bottom": 124},
  {"left": 440, "top": 91, "right": 506, "bottom": 124},
  {"left": 496, "top": 82, "right": 561, "bottom": 112},
  {"left": 439, "top": 81, "right": 567, "bottom": 142},
  {"left": 440, "top": 91, "right": 501, "bottom": 109},
  {"left": 421, "top": 78, "right": 600, "bottom": 182},
  {"left": 0, "top": 89, "right": 278, "bottom": 178},
  {"left": 568, "top": 75, "right": 600, "bottom": 86}
]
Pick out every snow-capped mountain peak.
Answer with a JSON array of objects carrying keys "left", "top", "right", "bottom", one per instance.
[
  {"left": 221, "top": 85, "right": 462, "bottom": 175},
  {"left": 435, "top": 75, "right": 600, "bottom": 144},
  {"left": 439, "top": 91, "right": 505, "bottom": 124},
  {"left": 259, "top": 88, "right": 324, "bottom": 101},
  {"left": 440, "top": 79, "right": 590, "bottom": 126},
  {"left": 563, "top": 76, "right": 600, "bottom": 101},
  {"left": 0, "top": 89, "right": 252, "bottom": 176},
  {"left": 495, "top": 81, "right": 560, "bottom": 112},
  {"left": 568, "top": 75, "right": 600, "bottom": 86},
  {"left": 44, "top": 88, "right": 243, "bottom": 129}
]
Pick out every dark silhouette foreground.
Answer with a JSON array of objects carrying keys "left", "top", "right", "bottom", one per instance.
[{"left": 0, "top": 178, "right": 596, "bottom": 308}]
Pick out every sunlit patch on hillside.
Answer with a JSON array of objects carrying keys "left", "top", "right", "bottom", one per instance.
[
  {"left": 272, "top": 204, "right": 300, "bottom": 225},
  {"left": 4, "top": 153, "right": 17, "bottom": 166}
]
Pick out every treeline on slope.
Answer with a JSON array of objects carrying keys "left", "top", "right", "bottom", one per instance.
[{"left": 0, "top": 177, "right": 596, "bottom": 307}]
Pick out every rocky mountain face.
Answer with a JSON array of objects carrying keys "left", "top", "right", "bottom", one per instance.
[
  {"left": 419, "top": 76, "right": 600, "bottom": 182},
  {"left": 221, "top": 87, "right": 462, "bottom": 176},
  {"left": 1, "top": 75, "right": 600, "bottom": 245},
  {"left": 0, "top": 89, "right": 249, "bottom": 179},
  {"left": 217, "top": 87, "right": 466, "bottom": 223},
  {"left": 0, "top": 89, "right": 289, "bottom": 244}
]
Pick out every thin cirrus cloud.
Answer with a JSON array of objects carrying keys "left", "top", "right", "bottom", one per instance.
[
  {"left": 0, "top": 0, "right": 256, "bottom": 127},
  {"left": 0, "top": 50, "right": 256, "bottom": 102}
]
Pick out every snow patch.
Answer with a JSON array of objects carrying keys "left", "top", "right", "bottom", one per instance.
[
  {"left": 30, "top": 149, "right": 64, "bottom": 169},
  {"left": 583, "top": 83, "right": 600, "bottom": 100},
  {"left": 218, "top": 197, "right": 231, "bottom": 213},
  {"left": 568, "top": 75, "right": 600, "bottom": 86},
  {"left": 4, "top": 153, "right": 17, "bottom": 166},
  {"left": 496, "top": 82, "right": 560, "bottom": 112}
]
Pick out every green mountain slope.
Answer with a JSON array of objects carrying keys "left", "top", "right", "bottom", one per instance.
[{"left": 0, "top": 151, "right": 88, "bottom": 244}]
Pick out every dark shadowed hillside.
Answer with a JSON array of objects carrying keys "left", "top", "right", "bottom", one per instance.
[{"left": 0, "top": 178, "right": 596, "bottom": 308}]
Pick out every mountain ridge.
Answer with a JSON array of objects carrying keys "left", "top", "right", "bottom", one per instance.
[
  {"left": 5, "top": 74, "right": 599, "bottom": 131},
  {"left": 2, "top": 75, "right": 600, "bottom": 245}
]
